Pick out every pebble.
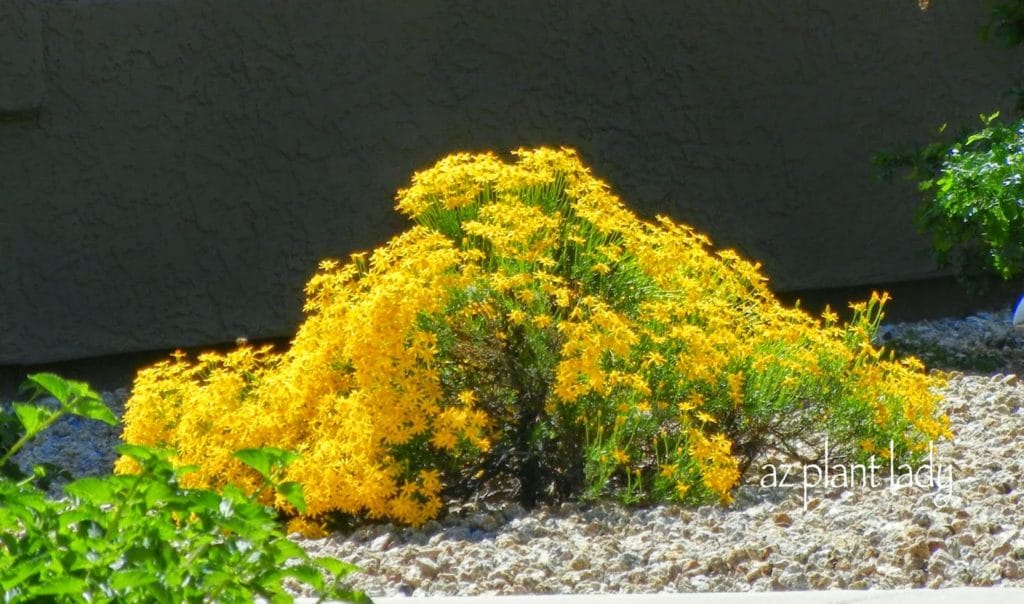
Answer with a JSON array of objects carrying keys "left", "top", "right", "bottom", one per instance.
[
  {"left": 292, "top": 306, "right": 1024, "bottom": 596},
  {"left": 6, "top": 307, "right": 1024, "bottom": 596}
]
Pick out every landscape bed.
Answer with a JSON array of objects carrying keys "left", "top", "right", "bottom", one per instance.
[{"left": 8, "top": 307, "right": 1024, "bottom": 598}]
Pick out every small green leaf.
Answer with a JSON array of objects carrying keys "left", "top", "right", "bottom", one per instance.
[
  {"left": 0, "top": 560, "right": 39, "bottom": 591},
  {"left": 30, "top": 575, "right": 89, "bottom": 596},
  {"left": 64, "top": 477, "right": 117, "bottom": 505},
  {"left": 115, "top": 443, "right": 174, "bottom": 465},
  {"left": 276, "top": 481, "right": 307, "bottom": 514},
  {"left": 109, "top": 569, "right": 158, "bottom": 590},
  {"left": 67, "top": 395, "right": 117, "bottom": 426},
  {"left": 141, "top": 480, "right": 175, "bottom": 508},
  {"left": 233, "top": 448, "right": 274, "bottom": 480},
  {"left": 267, "top": 538, "right": 306, "bottom": 562},
  {"left": 183, "top": 489, "right": 222, "bottom": 513},
  {"left": 122, "top": 544, "right": 164, "bottom": 568},
  {"left": 234, "top": 447, "right": 300, "bottom": 482},
  {"left": 316, "top": 556, "right": 359, "bottom": 579},
  {"left": 22, "top": 373, "right": 73, "bottom": 403},
  {"left": 57, "top": 508, "right": 97, "bottom": 531},
  {"left": 279, "top": 563, "right": 325, "bottom": 590},
  {"left": 12, "top": 403, "right": 57, "bottom": 435}
]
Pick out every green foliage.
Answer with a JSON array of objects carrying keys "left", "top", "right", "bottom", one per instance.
[
  {"left": 0, "top": 373, "right": 370, "bottom": 604},
  {"left": 0, "top": 374, "right": 113, "bottom": 488},
  {"left": 118, "top": 149, "right": 950, "bottom": 531},
  {"left": 872, "top": 123, "right": 962, "bottom": 188},
  {"left": 918, "top": 114, "right": 1024, "bottom": 290},
  {"left": 875, "top": 1, "right": 1024, "bottom": 294},
  {"left": 982, "top": 0, "right": 1024, "bottom": 50},
  {"left": 984, "top": 0, "right": 1024, "bottom": 112},
  {"left": 876, "top": 113, "right": 1024, "bottom": 294}
]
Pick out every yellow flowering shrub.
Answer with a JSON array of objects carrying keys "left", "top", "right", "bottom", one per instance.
[{"left": 117, "top": 147, "right": 951, "bottom": 530}]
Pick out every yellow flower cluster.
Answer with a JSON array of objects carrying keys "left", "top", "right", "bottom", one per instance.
[
  {"left": 118, "top": 147, "right": 950, "bottom": 532},
  {"left": 119, "top": 229, "right": 490, "bottom": 526}
]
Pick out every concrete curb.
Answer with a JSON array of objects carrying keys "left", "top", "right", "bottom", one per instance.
[{"left": 299, "top": 587, "right": 1024, "bottom": 603}]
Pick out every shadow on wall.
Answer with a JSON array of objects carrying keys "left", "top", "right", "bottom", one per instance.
[
  {"left": 777, "top": 276, "right": 1024, "bottom": 324},
  {"left": 0, "top": 337, "right": 290, "bottom": 405},
  {"left": 4, "top": 275, "right": 1022, "bottom": 404},
  {"left": 2, "top": 1, "right": 1022, "bottom": 366}
]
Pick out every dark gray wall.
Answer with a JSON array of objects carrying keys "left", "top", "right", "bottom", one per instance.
[{"left": 2, "top": 0, "right": 1022, "bottom": 364}]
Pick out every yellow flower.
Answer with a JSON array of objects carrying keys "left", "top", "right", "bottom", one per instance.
[
  {"left": 420, "top": 469, "right": 442, "bottom": 494},
  {"left": 870, "top": 291, "right": 892, "bottom": 305},
  {"left": 727, "top": 372, "right": 744, "bottom": 407},
  {"left": 116, "top": 146, "right": 949, "bottom": 530},
  {"left": 695, "top": 411, "right": 717, "bottom": 424},
  {"left": 516, "top": 289, "right": 536, "bottom": 304},
  {"left": 431, "top": 429, "right": 459, "bottom": 450},
  {"left": 286, "top": 516, "right": 329, "bottom": 538},
  {"left": 641, "top": 351, "right": 665, "bottom": 369}
]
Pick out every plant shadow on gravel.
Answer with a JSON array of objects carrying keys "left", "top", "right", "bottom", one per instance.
[{"left": 876, "top": 320, "right": 1024, "bottom": 377}]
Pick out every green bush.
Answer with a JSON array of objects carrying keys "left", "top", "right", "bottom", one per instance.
[
  {"left": 118, "top": 148, "right": 950, "bottom": 532},
  {"left": 917, "top": 113, "right": 1024, "bottom": 291},
  {"left": 875, "top": 1, "right": 1024, "bottom": 294},
  {"left": 0, "top": 373, "right": 369, "bottom": 604}
]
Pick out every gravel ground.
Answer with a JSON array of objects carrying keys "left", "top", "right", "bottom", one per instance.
[
  {"left": 6, "top": 306, "right": 1024, "bottom": 597},
  {"left": 877, "top": 308, "right": 1024, "bottom": 376},
  {"left": 293, "top": 372, "right": 1024, "bottom": 596},
  {"left": 3, "top": 388, "right": 129, "bottom": 493}
]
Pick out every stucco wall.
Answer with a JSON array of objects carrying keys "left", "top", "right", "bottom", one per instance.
[{"left": 2, "top": 1, "right": 1022, "bottom": 364}]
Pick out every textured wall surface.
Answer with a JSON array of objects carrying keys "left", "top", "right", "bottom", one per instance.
[
  {"left": 0, "top": 0, "right": 41, "bottom": 114},
  {"left": 2, "top": 1, "right": 1022, "bottom": 364}
]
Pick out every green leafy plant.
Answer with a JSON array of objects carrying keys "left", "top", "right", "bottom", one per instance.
[
  {"left": 0, "top": 373, "right": 370, "bottom": 604},
  {"left": 0, "top": 373, "right": 115, "bottom": 485},
  {"left": 875, "top": 1, "right": 1024, "bottom": 294},
  {"left": 983, "top": 0, "right": 1024, "bottom": 50},
  {"left": 917, "top": 113, "right": 1024, "bottom": 291},
  {"left": 876, "top": 113, "right": 1024, "bottom": 294}
]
